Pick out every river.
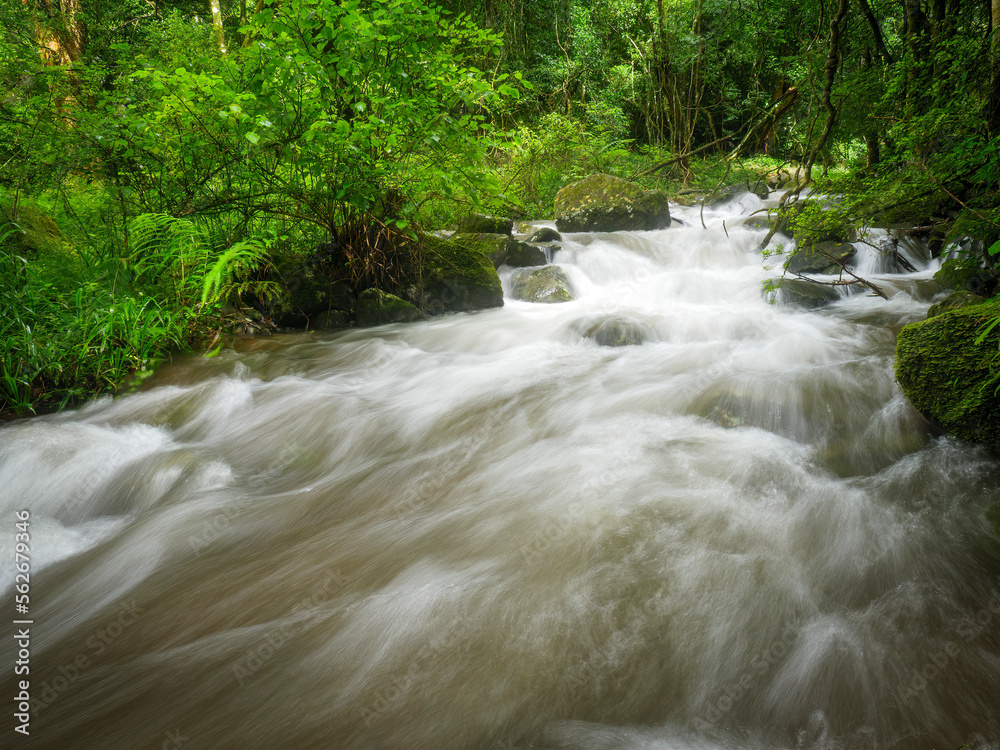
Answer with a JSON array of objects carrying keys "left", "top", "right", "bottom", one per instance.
[{"left": 2, "top": 194, "right": 999, "bottom": 749}]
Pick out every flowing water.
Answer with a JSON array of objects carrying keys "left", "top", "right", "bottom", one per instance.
[{"left": 2, "top": 195, "right": 999, "bottom": 750}]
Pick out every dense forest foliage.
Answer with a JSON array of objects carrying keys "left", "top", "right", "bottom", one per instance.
[{"left": 3, "top": 0, "right": 1000, "bottom": 415}]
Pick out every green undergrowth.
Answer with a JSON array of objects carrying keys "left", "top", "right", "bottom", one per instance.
[{"left": 0, "top": 207, "right": 277, "bottom": 417}]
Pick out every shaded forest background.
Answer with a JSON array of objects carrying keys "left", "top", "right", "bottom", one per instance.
[{"left": 3, "top": 0, "right": 1000, "bottom": 414}]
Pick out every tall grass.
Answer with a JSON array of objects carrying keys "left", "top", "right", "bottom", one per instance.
[{"left": 0, "top": 212, "right": 277, "bottom": 416}]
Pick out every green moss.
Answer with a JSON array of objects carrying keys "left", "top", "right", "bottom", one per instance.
[
  {"left": 356, "top": 288, "right": 423, "bottom": 326},
  {"left": 553, "top": 173, "right": 671, "bottom": 233},
  {"left": 933, "top": 256, "right": 986, "bottom": 292},
  {"left": 455, "top": 213, "right": 513, "bottom": 236},
  {"left": 926, "top": 291, "right": 986, "bottom": 318},
  {"left": 401, "top": 233, "right": 503, "bottom": 314},
  {"left": 1, "top": 203, "right": 65, "bottom": 256},
  {"left": 450, "top": 232, "right": 509, "bottom": 268},
  {"left": 895, "top": 301, "right": 1000, "bottom": 451},
  {"left": 509, "top": 265, "right": 574, "bottom": 303}
]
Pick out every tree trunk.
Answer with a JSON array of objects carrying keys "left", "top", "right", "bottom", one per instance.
[
  {"left": 22, "top": 0, "right": 88, "bottom": 117},
  {"left": 856, "top": 0, "right": 893, "bottom": 63},
  {"left": 210, "top": 0, "right": 228, "bottom": 55},
  {"left": 991, "top": 0, "right": 1000, "bottom": 133},
  {"left": 26, "top": 0, "right": 87, "bottom": 66},
  {"left": 904, "top": 0, "right": 930, "bottom": 119},
  {"left": 804, "top": 0, "right": 849, "bottom": 185}
]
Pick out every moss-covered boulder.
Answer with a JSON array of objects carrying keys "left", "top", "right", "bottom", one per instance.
[
  {"left": 401, "top": 234, "right": 503, "bottom": 314},
  {"left": 765, "top": 277, "right": 840, "bottom": 308},
  {"left": 926, "top": 291, "right": 987, "bottom": 318},
  {"left": 554, "top": 173, "right": 671, "bottom": 233},
  {"left": 455, "top": 213, "right": 513, "bottom": 236},
  {"left": 504, "top": 240, "right": 546, "bottom": 267},
  {"left": 451, "top": 232, "right": 510, "bottom": 268},
  {"left": 933, "top": 256, "right": 997, "bottom": 297},
  {"left": 273, "top": 265, "right": 355, "bottom": 329},
  {"left": 527, "top": 227, "right": 562, "bottom": 243},
  {"left": 510, "top": 266, "right": 574, "bottom": 303},
  {"left": 356, "top": 289, "right": 423, "bottom": 326},
  {"left": 786, "top": 241, "right": 856, "bottom": 275},
  {"left": 895, "top": 302, "right": 1000, "bottom": 451},
  {"left": 1, "top": 203, "right": 64, "bottom": 256}
]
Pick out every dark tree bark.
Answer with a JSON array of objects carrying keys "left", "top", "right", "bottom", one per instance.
[
  {"left": 990, "top": 0, "right": 1000, "bottom": 133},
  {"left": 803, "top": 0, "right": 850, "bottom": 184},
  {"left": 856, "top": 0, "right": 894, "bottom": 63}
]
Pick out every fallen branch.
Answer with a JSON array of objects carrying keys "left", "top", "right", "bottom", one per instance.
[{"left": 788, "top": 249, "right": 888, "bottom": 299}]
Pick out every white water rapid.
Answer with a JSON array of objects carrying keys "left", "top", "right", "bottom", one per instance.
[{"left": 2, "top": 194, "right": 999, "bottom": 750}]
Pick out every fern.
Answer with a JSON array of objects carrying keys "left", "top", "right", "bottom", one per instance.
[
  {"left": 201, "top": 239, "right": 268, "bottom": 306},
  {"left": 128, "top": 213, "right": 275, "bottom": 310}
]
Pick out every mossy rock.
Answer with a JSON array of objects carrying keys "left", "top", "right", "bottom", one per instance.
[
  {"left": 527, "top": 227, "right": 562, "bottom": 243},
  {"left": 765, "top": 278, "right": 840, "bottom": 308},
  {"left": 401, "top": 234, "right": 503, "bottom": 314},
  {"left": 933, "top": 257, "right": 997, "bottom": 296},
  {"left": 0, "top": 203, "right": 64, "bottom": 256},
  {"left": 312, "top": 310, "right": 352, "bottom": 329},
  {"left": 895, "top": 301, "right": 1000, "bottom": 452},
  {"left": 356, "top": 289, "right": 423, "bottom": 326},
  {"left": 743, "top": 201, "right": 805, "bottom": 237},
  {"left": 509, "top": 266, "right": 574, "bottom": 303},
  {"left": 786, "top": 241, "right": 856, "bottom": 275},
  {"left": 273, "top": 262, "right": 355, "bottom": 328},
  {"left": 451, "top": 232, "right": 510, "bottom": 268},
  {"left": 554, "top": 173, "right": 671, "bottom": 233},
  {"left": 574, "top": 315, "right": 650, "bottom": 346},
  {"left": 504, "top": 240, "right": 546, "bottom": 268},
  {"left": 926, "top": 291, "right": 986, "bottom": 319},
  {"left": 455, "top": 213, "right": 513, "bottom": 236}
]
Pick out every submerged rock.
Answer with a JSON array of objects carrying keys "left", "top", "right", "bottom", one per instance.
[
  {"left": 510, "top": 266, "right": 574, "bottom": 303},
  {"left": 785, "top": 241, "right": 856, "bottom": 275},
  {"left": 765, "top": 278, "right": 840, "bottom": 308},
  {"left": 573, "top": 315, "right": 650, "bottom": 346},
  {"left": 356, "top": 289, "right": 423, "bottom": 326},
  {"left": 895, "top": 301, "right": 1000, "bottom": 452},
  {"left": 554, "top": 173, "right": 671, "bottom": 233}
]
